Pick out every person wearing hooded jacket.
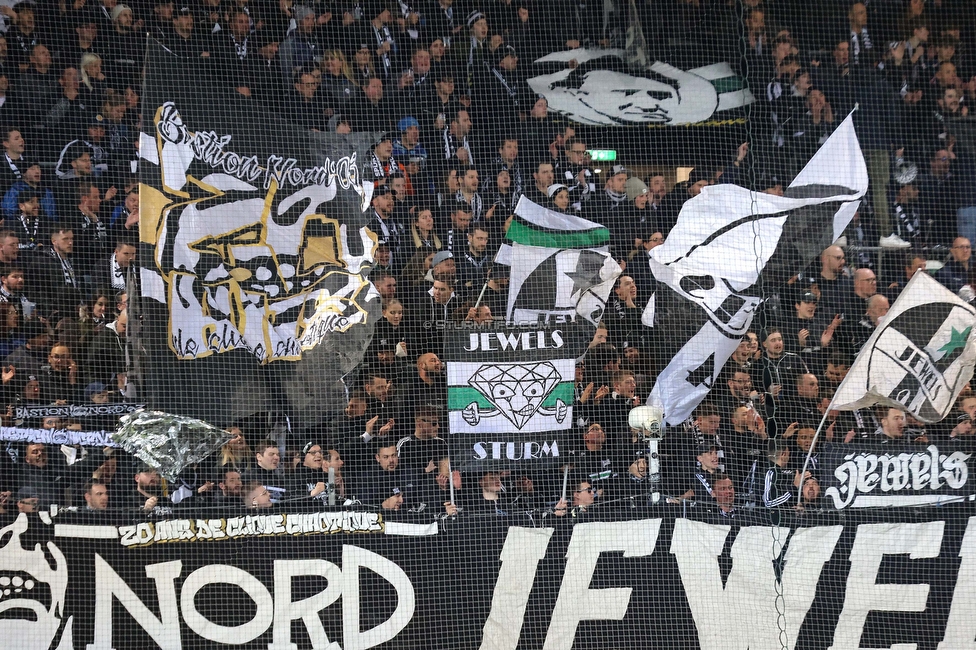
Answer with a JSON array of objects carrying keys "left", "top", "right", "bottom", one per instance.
[{"left": 582, "top": 165, "right": 631, "bottom": 227}]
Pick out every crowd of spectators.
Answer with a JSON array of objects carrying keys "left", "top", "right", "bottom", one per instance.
[{"left": 0, "top": 0, "right": 975, "bottom": 520}]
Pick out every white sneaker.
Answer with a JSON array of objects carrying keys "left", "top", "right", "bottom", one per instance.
[
  {"left": 834, "top": 235, "right": 848, "bottom": 247},
  {"left": 879, "top": 234, "right": 911, "bottom": 249}
]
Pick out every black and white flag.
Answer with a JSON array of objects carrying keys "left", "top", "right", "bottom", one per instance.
[
  {"left": 136, "top": 41, "right": 382, "bottom": 428},
  {"left": 832, "top": 271, "right": 976, "bottom": 422},
  {"left": 642, "top": 113, "right": 868, "bottom": 425}
]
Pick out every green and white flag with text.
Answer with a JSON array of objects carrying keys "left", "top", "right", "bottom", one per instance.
[
  {"left": 445, "top": 325, "right": 584, "bottom": 469},
  {"left": 832, "top": 271, "right": 976, "bottom": 422}
]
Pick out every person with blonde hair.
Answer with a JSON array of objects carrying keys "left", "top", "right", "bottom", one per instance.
[
  {"left": 80, "top": 53, "right": 106, "bottom": 96},
  {"left": 320, "top": 49, "right": 356, "bottom": 107},
  {"left": 409, "top": 206, "right": 441, "bottom": 253}
]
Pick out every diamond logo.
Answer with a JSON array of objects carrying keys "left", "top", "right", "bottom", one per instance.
[{"left": 468, "top": 362, "right": 561, "bottom": 429}]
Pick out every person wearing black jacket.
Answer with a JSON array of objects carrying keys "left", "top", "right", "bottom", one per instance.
[
  {"left": 762, "top": 439, "right": 803, "bottom": 508},
  {"left": 67, "top": 180, "right": 111, "bottom": 279},
  {"left": 166, "top": 6, "right": 210, "bottom": 59},
  {"left": 30, "top": 227, "right": 83, "bottom": 320},
  {"left": 39, "top": 341, "right": 81, "bottom": 403},
  {"left": 8, "top": 188, "right": 44, "bottom": 254},
  {"left": 0, "top": 128, "right": 28, "bottom": 195},
  {"left": 103, "top": 4, "right": 144, "bottom": 85},
  {"left": 16, "top": 442, "right": 65, "bottom": 508},
  {"left": 455, "top": 225, "right": 490, "bottom": 300},
  {"left": 85, "top": 308, "right": 125, "bottom": 385},
  {"left": 284, "top": 68, "right": 329, "bottom": 130},
  {"left": 472, "top": 44, "right": 526, "bottom": 127},
  {"left": 360, "top": 440, "right": 418, "bottom": 509},
  {"left": 582, "top": 165, "right": 630, "bottom": 225},
  {"left": 353, "top": 77, "right": 395, "bottom": 133},
  {"left": 395, "top": 404, "right": 450, "bottom": 506},
  {"left": 210, "top": 9, "right": 257, "bottom": 96},
  {"left": 114, "top": 463, "right": 169, "bottom": 513},
  {"left": 242, "top": 440, "right": 290, "bottom": 504},
  {"left": 603, "top": 276, "right": 642, "bottom": 351},
  {"left": 358, "top": 1, "right": 401, "bottom": 81}
]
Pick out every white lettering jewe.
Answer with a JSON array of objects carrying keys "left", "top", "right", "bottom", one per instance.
[
  {"left": 939, "top": 516, "right": 976, "bottom": 649},
  {"left": 670, "top": 519, "right": 842, "bottom": 650},
  {"left": 825, "top": 446, "right": 971, "bottom": 508},
  {"left": 480, "top": 527, "right": 555, "bottom": 650},
  {"left": 85, "top": 547, "right": 413, "bottom": 650},
  {"left": 829, "top": 521, "right": 945, "bottom": 650},
  {"left": 463, "top": 330, "right": 564, "bottom": 352},
  {"left": 543, "top": 519, "right": 660, "bottom": 650}
]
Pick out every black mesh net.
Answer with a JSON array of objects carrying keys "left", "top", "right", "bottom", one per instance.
[{"left": 1, "top": 0, "right": 976, "bottom": 647}]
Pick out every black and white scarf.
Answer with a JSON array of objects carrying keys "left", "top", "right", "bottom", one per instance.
[
  {"left": 81, "top": 213, "right": 108, "bottom": 245},
  {"left": 369, "top": 153, "right": 397, "bottom": 179},
  {"left": 18, "top": 214, "right": 39, "bottom": 248},
  {"left": 110, "top": 253, "right": 126, "bottom": 291},
  {"left": 50, "top": 249, "right": 77, "bottom": 288},
  {"left": 463, "top": 251, "right": 488, "bottom": 276},
  {"left": 490, "top": 66, "right": 518, "bottom": 100},
  {"left": 442, "top": 130, "right": 472, "bottom": 165},
  {"left": 455, "top": 189, "right": 484, "bottom": 221},
  {"left": 5, "top": 154, "right": 22, "bottom": 180},
  {"left": 233, "top": 34, "right": 248, "bottom": 60},
  {"left": 371, "top": 24, "right": 396, "bottom": 76},
  {"left": 372, "top": 211, "right": 403, "bottom": 246}
]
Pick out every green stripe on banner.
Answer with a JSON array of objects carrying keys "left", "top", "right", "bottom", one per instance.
[
  {"left": 506, "top": 219, "right": 609, "bottom": 249},
  {"left": 711, "top": 76, "right": 745, "bottom": 94},
  {"left": 448, "top": 382, "right": 575, "bottom": 411}
]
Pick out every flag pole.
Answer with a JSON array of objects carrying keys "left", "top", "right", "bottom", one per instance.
[
  {"left": 560, "top": 464, "right": 570, "bottom": 504},
  {"left": 797, "top": 410, "right": 831, "bottom": 505},
  {"left": 797, "top": 352, "right": 860, "bottom": 502},
  {"left": 473, "top": 268, "right": 492, "bottom": 310},
  {"left": 448, "top": 459, "right": 456, "bottom": 506}
]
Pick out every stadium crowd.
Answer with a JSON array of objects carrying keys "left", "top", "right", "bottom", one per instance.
[{"left": 0, "top": 0, "right": 975, "bottom": 519}]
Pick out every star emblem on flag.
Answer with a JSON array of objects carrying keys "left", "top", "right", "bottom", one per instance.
[
  {"left": 564, "top": 250, "right": 608, "bottom": 297},
  {"left": 938, "top": 326, "right": 972, "bottom": 357}
]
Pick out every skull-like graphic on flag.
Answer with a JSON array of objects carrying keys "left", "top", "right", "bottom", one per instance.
[
  {"left": 465, "top": 362, "right": 567, "bottom": 429},
  {"left": 140, "top": 101, "right": 380, "bottom": 364}
]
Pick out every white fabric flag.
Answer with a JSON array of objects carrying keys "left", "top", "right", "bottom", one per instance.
[
  {"left": 645, "top": 113, "right": 869, "bottom": 425},
  {"left": 833, "top": 271, "right": 976, "bottom": 423}
]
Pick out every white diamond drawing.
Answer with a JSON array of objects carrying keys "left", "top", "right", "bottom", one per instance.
[{"left": 468, "top": 362, "right": 561, "bottom": 429}]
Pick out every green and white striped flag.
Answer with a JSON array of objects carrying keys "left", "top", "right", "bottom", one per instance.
[
  {"left": 445, "top": 326, "right": 579, "bottom": 468},
  {"left": 497, "top": 197, "right": 621, "bottom": 326}
]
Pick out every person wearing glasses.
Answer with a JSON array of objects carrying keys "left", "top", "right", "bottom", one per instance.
[
  {"left": 16, "top": 486, "right": 40, "bottom": 513},
  {"left": 561, "top": 137, "right": 596, "bottom": 211},
  {"left": 935, "top": 237, "right": 971, "bottom": 293},
  {"left": 244, "top": 482, "right": 273, "bottom": 509},
  {"left": 292, "top": 442, "right": 328, "bottom": 503},
  {"left": 40, "top": 342, "right": 79, "bottom": 403},
  {"left": 553, "top": 474, "right": 601, "bottom": 517}
]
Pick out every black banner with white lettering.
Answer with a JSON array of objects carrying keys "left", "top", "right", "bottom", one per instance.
[
  {"left": 818, "top": 443, "right": 975, "bottom": 509},
  {"left": 5, "top": 505, "right": 976, "bottom": 649},
  {"left": 136, "top": 40, "right": 382, "bottom": 430}
]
